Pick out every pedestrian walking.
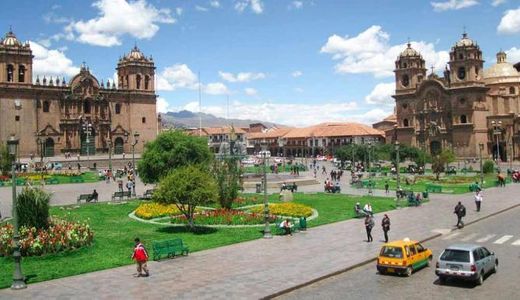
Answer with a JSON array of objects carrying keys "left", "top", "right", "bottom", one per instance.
[
  {"left": 131, "top": 238, "right": 149, "bottom": 277},
  {"left": 384, "top": 181, "right": 389, "bottom": 194},
  {"left": 474, "top": 189, "right": 482, "bottom": 212},
  {"left": 364, "top": 214, "right": 374, "bottom": 242},
  {"left": 454, "top": 201, "right": 466, "bottom": 228},
  {"left": 381, "top": 214, "right": 391, "bottom": 243},
  {"left": 126, "top": 181, "right": 133, "bottom": 194}
]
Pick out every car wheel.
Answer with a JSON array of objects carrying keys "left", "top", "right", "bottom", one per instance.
[
  {"left": 405, "top": 266, "right": 413, "bottom": 277},
  {"left": 476, "top": 271, "right": 484, "bottom": 285},
  {"left": 492, "top": 260, "right": 498, "bottom": 273},
  {"left": 426, "top": 256, "right": 432, "bottom": 267}
]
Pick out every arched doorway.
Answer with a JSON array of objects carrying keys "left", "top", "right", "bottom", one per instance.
[
  {"left": 80, "top": 127, "right": 96, "bottom": 155},
  {"left": 114, "top": 137, "right": 124, "bottom": 154},
  {"left": 44, "top": 138, "right": 54, "bottom": 157},
  {"left": 430, "top": 141, "right": 442, "bottom": 156}
]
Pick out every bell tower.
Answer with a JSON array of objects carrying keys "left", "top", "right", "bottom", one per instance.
[
  {"left": 394, "top": 42, "right": 426, "bottom": 94},
  {"left": 448, "top": 32, "right": 484, "bottom": 87},
  {"left": 116, "top": 45, "right": 155, "bottom": 91},
  {"left": 0, "top": 29, "right": 33, "bottom": 84}
]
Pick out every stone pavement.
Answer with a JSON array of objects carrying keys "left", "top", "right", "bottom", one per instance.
[{"left": 1, "top": 179, "right": 519, "bottom": 299}]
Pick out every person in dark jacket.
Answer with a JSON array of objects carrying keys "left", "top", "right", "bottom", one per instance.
[
  {"left": 365, "top": 215, "right": 374, "bottom": 242},
  {"left": 454, "top": 202, "right": 466, "bottom": 228},
  {"left": 381, "top": 214, "right": 391, "bottom": 243}
]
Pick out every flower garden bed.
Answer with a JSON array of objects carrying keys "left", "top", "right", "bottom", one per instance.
[
  {"left": 170, "top": 209, "right": 278, "bottom": 226},
  {"left": 248, "top": 202, "right": 313, "bottom": 218},
  {"left": 135, "top": 203, "right": 186, "bottom": 219},
  {"left": 0, "top": 218, "right": 94, "bottom": 257}
]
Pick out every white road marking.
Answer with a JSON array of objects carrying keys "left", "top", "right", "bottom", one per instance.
[
  {"left": 432, "top": 228, "right": 451, "bottom": 235},
  {"left": 511, "top": 239, "right": 520, "bottom": 246},
  {"left": 476, "top": 234, "right": 496, "bottom": 243},
  {"left": 461, "top": 233, "right": 478, "bottom": 241},
  {"left": 442, "top": 232, "right": 462, "bottom": 240},
  {"left": 494, "top": 235, "right": 514, "bottom": 244}
]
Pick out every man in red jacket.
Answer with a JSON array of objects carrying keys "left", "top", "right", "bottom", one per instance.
[{"left": 131, "top": 238, "right": 150, "bottom": 277}]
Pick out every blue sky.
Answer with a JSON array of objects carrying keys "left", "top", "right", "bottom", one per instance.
[{"left": 2, "top": 0, "right": 520, "bottom": 126}]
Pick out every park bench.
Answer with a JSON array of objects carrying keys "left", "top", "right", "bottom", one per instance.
[
  {"left": 142, "top": 189, "right": 155, "bottom": 200},
  {"left": 274, "top": 219, "right": 299, "bottom": 235},
  {"left": 324, "top": 185, "right": 341, "bottom": 193},
  {"left": 281, "top": 183, "right": 297, "bottom": 193},
  {"left": 15, "top": 178, "right": 26, "bottom": 186},
  {"left": 407, "top": 192, "right": 421, "bottom": 207},
  {"left": 426, "top": 184, "right": 442, "bottom": 193},
  {"left": 152, "top": 238, "right": 189, "bottom": 261},
  {"left": 111, "top": 191, "right": 131, "bottom": 201},
  {"left": 70, "top": 177, "right": 84, "bottom": 183},
  {"left": 354, "top": 207, "right": 367, "bottom": 218},
  {"left": 45, "top": 178, "right": 59, "bottom": 185},
  {"left": 77, "top": 193, "right": 98, "bottom": 203}
]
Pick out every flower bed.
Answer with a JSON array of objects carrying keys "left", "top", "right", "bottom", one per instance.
[
  {"left": 170, "top": 209, "right": 278, "bottom": 225},
  {"left": 134, "top": 203, "right": 188, "bottom": 219},
  {"left": 0, "top": 218, "right": 94, "bottom": 257},
  {"left": 249, "top": 203, "right": 313, "bottom": 218}
]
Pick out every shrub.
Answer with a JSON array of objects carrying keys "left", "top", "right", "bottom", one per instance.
[
  {"left": 0, "top": 218, "right": 94, "bottom": 257},
  {"left": 483, "top": 160, "right": 495, "bottom": 174},
  {"left": 16, "top": 187, "right": 51, "bottom": 230},
  {"left": 250, "top": 203, "right": 313, "bottom": 218}
]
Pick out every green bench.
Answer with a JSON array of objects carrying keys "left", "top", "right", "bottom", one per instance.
[
  {"left": 142, "top": 189, "right": 155, "bottom": 200},
  {"left": 426, "top": 184, "right": 442, "bottom": 193},
  {"left": 45, "top": 178, "right": 59, "bottom": 185},
  {"left": 15, "top": 178, "right": 26, "bottom": 186},
  {"left": 70, "top": 177, "right": 84, "bottom": 183},
  {"left": 77, "top": 193, "right": 98, "bottom": 203},
  {"left": 152, "top": 238, "right": 189, "bottom": 261},
  {"left": 112, "top": 191, "right": 131, "bottom": 201},
  {"left": 274, "top": 219, "right": 301, "bottom": 235}
]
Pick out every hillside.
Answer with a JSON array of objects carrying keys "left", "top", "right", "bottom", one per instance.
[{"left": 161, "top": 110, "right": 284, "bottom": 128}]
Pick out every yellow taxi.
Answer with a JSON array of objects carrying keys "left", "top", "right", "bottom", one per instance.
[{"left": 377, "top": 238, "right": 433, "bottom": 276}]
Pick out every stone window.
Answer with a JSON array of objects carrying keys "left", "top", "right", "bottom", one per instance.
[
  {"left": 402, "top": 103, "right": 408, "bottom": 109},
  {"left": 43, "top": 101, "right": 50, "bottom": 112},
  {"left": 7, "top": 64, "right": 14, "bottom": 82},
  {"left": 142, "top": 117, "right": 146, "bottom": 123},
  {"left": 136, "top": 74, "right": 142, "bottom": 90},
  {"left": 18, "top": 65, "right": 25, "bottom": 82},
  {"left": 458, "top": 53, "right": 464, "bottom": 60},
  {"left": 510, "top": 87, "right": 516, "bottom": 95},
  {"left": 457, "top": 67, "right": 466, "bottom": 80},
  {"left": 403, "top": 118, "right": 409, "bottom": 127},
  {"left": 15, "top": 115, "right": 20, "bottom": 121},
  {"left": 459, "top": 98, "right": 466, "bottom": 105},
  {"left": 401, "top": 74, "right": 409, "bottom": 87},
  {"left": 84, "top": 101, "right": 91, "bottom": 114},
  {"left": 145, "top": 75, "right": 150, "bottom": 90},
  {"left": 460, "top": 115, "right": 467, "bottom": 124},
  {"left": 115, "top": 103, "right": 121, "bottom": 114}
]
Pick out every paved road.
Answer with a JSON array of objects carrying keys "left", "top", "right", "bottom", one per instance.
[{"left": 278, "top": 206, "right": 520, "bottom": 300}]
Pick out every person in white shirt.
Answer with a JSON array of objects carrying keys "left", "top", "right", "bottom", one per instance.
[
  {"left": 474, "top": 189, "right": 483, "bottom": 212},
  {"left": 363, "top": 203, "right": 373, "bottom": 215}
]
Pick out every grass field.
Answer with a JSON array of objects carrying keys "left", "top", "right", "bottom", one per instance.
[
  {"left": 0, "top": 172, "right": 102, "bottom": 186},
  {"left": 0, "top": 193, "right": 394, "bottom": 288}
]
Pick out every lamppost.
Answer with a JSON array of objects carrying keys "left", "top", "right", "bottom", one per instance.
[
  {"left": 491, "top": 120, "right": 502, "bottom": 164},
  {"left": 509, "top": 141, "right": 513, "bottom": 171},
  {"left": 131, "top": 132, "right": 139, "bottom": 196},
  {"left": 261, "top": 139, "right": 272, "bottom": 239},
  {"left": 82, "top": 120, "right": 93, "bottom": 164},
  {"left": 395, "top": 141, "right": 401, "bottom": 205},
  {"left": 479, "top": 143, "right": 484, "bottom": 186},
  {"left": 107, "top": 138, "right": 113, "bottom": 173},
  {"left": 36, "top": 135, "right": 45, "bottom": 181},
  {"left": 7, "top": 136, "right": 26, "bottom": 290},
  {"left": 368, "top": 142, "right": 373, "bottom": 195},
  {"left": 278, "top": 137, "right": 286, "bottom": 171}
]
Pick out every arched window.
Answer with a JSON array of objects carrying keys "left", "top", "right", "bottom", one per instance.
[
  {"left": 142, "top": 117, "right": 146, "bottom": 123},
  {"left": 115, "top": 103, "right": 121, "bottom": 114},
  {"left": 18, "top": 65, "right": 25, "bottom": 82},
  {"left": 458, "top": 53, "right": 464, "bottom": 60},
  {"left": 125, "top": 75, "right": 129, "bottom": 88},
  {"left": 460, "top": 115, "right": 467, "bottom": 124},
  {"left": 401, "top": 74, "right": 409, "bottom": 87},
  {"left": 84, "top": 101, "right": 91, "bottom": 114},
  {"left": 7, "top": 64, "right": 14, "bottom": 82},
  {"left": 403, "top": 118, "right": 409, "bottom": 127},
  {"left": 457, "top": 67, "right": 466, "bottom": 80},
  {"left": 403, "top": 62, "right": 408, "bottom": 68},
  {"left": 136, "top": 74, "right": 142, "bottom": 89},
  {"left": 510, "top": 87, "right": 515, "bottom": 95},
  {"left": 43, "top": 100, "right": 50, "bottom": 112},
  {"left": 144, "top": 75, "right": 150, "bottom": 90}
]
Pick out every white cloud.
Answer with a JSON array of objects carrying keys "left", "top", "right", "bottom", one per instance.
[
  {"left": 291, "top": 70, "right": 303, "bottom": 77},
  {"left": 64, "top": 0, "right": 175, "bottom": 47},
  {"left": 289, "top": 1, "right": 303, "bottom": 9},
  {"left": 157, "top": 97, "right": 171, "bottom": 113},
  {"left": 30, "top": 41, "right": 80, "bottom": 79},
  {"left": 156, "top": 64, "right": 198, "bottom": 91},
  {"left": 431, "top": 0, "right": 479, "bottom": 12},
  {"left": 492, "top": 0, "right": 506, "bottom": 6},
  {"left": 210, "top": 1, "right": 221, "bottom": 8},
  {"left": 320, "top": 25, "right": 449, "bottom": 78},
  {"left": 349, "top": 108, "right": 392, "bottom": 125},
  {"left": 234, "top": 0, "right": 264, "bottom": 14},
  {"left": 219, "top": 71, "right": 266, "bottom": 82},
  {"left": 498, "top": 7, "right": 520, "bottom": 34},
  {"left": 244, "top": 88, "right": 258, "bottom": 96},
  {"left": 365, "top": 83, "right": 395, "bottom": 106},
  {"left": 505, "top": 47, "right": 520, "bottom": 62},
  {"left": 204, "top": 82, "right": 230, "bottom": 95},
  {"left": 176, "top": 7, "right": 183, "bottom": 15},
  {"left": 195, "top": 5, "right": 208, "bottom": 12}
]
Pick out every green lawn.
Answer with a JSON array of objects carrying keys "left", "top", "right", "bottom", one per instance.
[
  {"left": 0, "top": 172, "right": 102, "bottom": 186},
  {"left": 0, "top": 193, "right": 394, "bottom": 288},
  {"left": 243, "top": 164, "right": 306, "bottom": 174}
]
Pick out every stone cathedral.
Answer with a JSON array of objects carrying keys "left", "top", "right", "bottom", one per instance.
[{"left": 0, "top": 30, "right": 159, "bottom": 157}]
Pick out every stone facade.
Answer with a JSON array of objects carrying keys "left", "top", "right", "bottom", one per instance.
[
  {"left": 392, "top": 33, "right": 520, "bottom": 160},
  {"left": 0, "top": 30, "right": 158, "bottom": 157}
]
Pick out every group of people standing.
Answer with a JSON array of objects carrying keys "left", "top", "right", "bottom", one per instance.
[{"left": 364, "top": 213, "right": 391, "bottom": 243}]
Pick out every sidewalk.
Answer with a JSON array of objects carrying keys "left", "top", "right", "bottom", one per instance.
[{"left": 1, "top": 181, "right": 518, "bottom": 299}]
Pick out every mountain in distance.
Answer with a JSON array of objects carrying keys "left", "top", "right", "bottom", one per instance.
[{"left": 161, "top": 110, "right": 284, "bottom": 128}]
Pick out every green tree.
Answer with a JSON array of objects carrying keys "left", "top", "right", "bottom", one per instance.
[
  {"left": 153, "top": 165, "right": 218, "bottom": 229},
  {"left": 483, "top": 160, "right": 495, "bottom": 174},
  {"left": 16, "top": 187, "right": 51, "bottom": 230},
  {"left": 432, "top": 149, "right": 456, "bottom": 180},
  {"left": 138, "top": 131, "right": 213, "bottom": 184},
  {"left": 0, "top": 145, "right": 14, "bottom": 176},
  {"left": 213, "top": 157, "right": 242, "bottom": 209}
]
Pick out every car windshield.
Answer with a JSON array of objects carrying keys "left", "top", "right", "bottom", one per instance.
[
  {"left": 440, "top": 249, "right": 470, "bottom": 262},
  {"left": 380, "top": 246, "right": 403, "bottom": 258}
]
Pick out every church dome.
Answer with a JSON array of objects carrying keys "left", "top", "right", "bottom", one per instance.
[
  {"left": 1, "top": 30, "right": 22, "bottom": 47},
  {"left": 126, "top": 46, "right": 145, "bottom": 60},
  {"left": 400, "top": 42, "right": 421, "bottom": 57},
  {"left": 484, "top": 51, "right": 520, "bottom": 84},
  {"left": 455, "top": 33, "right": 475, "bottom": 47}
]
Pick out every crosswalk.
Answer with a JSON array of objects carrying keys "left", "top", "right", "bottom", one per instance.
[{"left": 441, "top": 232, "right": 520, "bottom": 246}]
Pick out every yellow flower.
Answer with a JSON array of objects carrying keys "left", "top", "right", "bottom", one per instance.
[{"left": 250, "top": 203, "right": 312, "bottom": 218}]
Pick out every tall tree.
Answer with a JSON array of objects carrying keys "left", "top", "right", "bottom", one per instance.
[
  {"left": 138, "top": 131, "right": 213, "bottom": 184},
  {"left": 153, "top": 165, "right": 218, "bottom": 229},
  {"left": 0, "top": 145, "right": 13, "bottom": 176},
  {"left": 213, "top": 158, "right": 242, "bottom": 209}
]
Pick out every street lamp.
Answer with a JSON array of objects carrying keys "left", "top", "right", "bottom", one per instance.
[
  {"left": 82, "top": 120, "right": 93, "bottom": 164},
  {"left": 131, "top": 131, "right": 139, "bottom": 196},
  {"left": 491, "top": 120, "right": 502, "bottom": 164},
  {"left": 368, "top": 142, "right": 373, "bottom": 195},
  {"left": 278, "top": 137, "right": 286, "bottom": 171},
  {"left": 395, "top": 141, "right": 401, "bottom": 205},
  {"left": 509, "top": 141, "right": 513, "bottom": 171},
  {"left": 479, "top": 143, "right": 484, "bottom": 186},
  {"left": 7, "top": 136, "right": 26, "bottom": 290},
  {"left": 261, "top": 139, "right": 272, "bottom": 239},
  {"left": 36, "top": 135, "right": 45, "bottom": 180},
  {"left": 107, "top": 138, "right": 113, "bottom": 173}
]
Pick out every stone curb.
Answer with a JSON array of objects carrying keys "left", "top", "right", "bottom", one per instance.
[{"left": 262, "top": 202, "right": 520, "bottom": 300}]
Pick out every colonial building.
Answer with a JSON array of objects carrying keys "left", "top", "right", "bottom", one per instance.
[
  {"left": 0, "top": 30, "right": 158, "bottom": 157},
  {"left": 391, "top": 33, "right": 520, "bottom": 160}
]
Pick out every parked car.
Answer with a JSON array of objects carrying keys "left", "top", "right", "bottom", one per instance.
[
  {"left": 377, "top": 238, "right": 433, "bottom": 276},
  {"left": 435, "top": 244, "right": 498, "bottom": 285}
]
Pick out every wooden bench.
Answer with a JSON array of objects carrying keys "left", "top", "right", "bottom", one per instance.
[
  {"left": 142, "top": 189, "right": 155, "bottom": 200},
  {"left": 152, "top": 238, "right": 189, "bottom": 261},
  {"left": 77, "top": 194, "right": 98, "bottom": 203},
  {"left": 111, "top": 191, "right": 131, "bottom": 201}
]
